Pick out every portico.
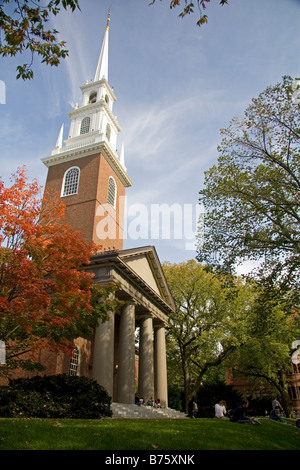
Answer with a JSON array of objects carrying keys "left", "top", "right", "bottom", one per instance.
[{"left": 88, "top": 246, "right": 175, "bottom": 407}]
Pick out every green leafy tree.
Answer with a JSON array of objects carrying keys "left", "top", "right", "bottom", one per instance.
[
  {"left": 163, "top": 260, "right": 299, "bottom": 416},
  {"left": 197, "top": 76, "right": 300, "bottom": 297},
  {"left": 163, "top": 259, "right": 256, "bottom": 412},
  {"left": 150, "top": 0, "right": 228, "bottom": 26},
  {"left": 0, "top": 0, "right": 80, "bottom": 79},
  {"left": 225, "top": 288, "right": 300, "bottom": 417}
]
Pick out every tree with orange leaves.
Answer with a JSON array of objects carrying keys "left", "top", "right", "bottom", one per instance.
[{"left": 0, "top": 166, "right": 118, "bottom": 374}]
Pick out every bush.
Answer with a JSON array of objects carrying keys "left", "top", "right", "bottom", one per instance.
[
  {"left": 0, "top": 374, "right": 112, "bottom": 419},
  {"left": 247, "top": 396, "right": 273, "bottom": 417},
  {"left": 168, "top": 386, "right": 185, "bottom": 412}
]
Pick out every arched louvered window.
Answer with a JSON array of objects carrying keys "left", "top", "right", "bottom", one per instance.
[
  {"left": 69, "top": 346, "right": 80, "bottom": 376},
  {"left": 107, "top": 176, "right": 116, "bottom": 209},
  {"left": 80, "top": 116, "right": 90, "bottom": 135},
  {"left": 89, "top": 91, "right": 97, "bottom": 103},
  {"left": 106, "top": 123, "right": 111, "bottom": 141},
  {"left": 62, "top": 167, "right": 80, "bottom": 197}
]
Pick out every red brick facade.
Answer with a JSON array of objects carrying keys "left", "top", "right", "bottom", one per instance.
[{"left": 44, "top": 152, "right": 125, "bottom": 251}]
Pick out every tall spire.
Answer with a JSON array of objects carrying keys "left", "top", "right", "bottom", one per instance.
[{"left": 93, "top": 8, "right": 111, "bottom": 82}]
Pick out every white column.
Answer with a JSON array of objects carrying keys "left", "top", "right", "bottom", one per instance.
[
  {"left": 138, "top": 315, "right": 154, "bottom": 402},
  {"left": 154, "top": 324, "right": 168, "bottom": 408},
  {"left": 117, "top": 302, "right": 136, "bottom": 404},
  {"left": 92, "top": 312, "right": 115, "bottom": 398}
]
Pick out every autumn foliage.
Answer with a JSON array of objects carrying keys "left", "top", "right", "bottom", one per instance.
[{"left": 0, "top": 167, "right": 110, "bottom": 372}]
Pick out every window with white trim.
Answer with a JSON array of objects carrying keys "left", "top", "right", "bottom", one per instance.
[
  {"left": 62, "top": 167, "right": 80, "bottom": 197},
  {"left": 80, "top": 116, "right": 91, "bottom": 135},
  {"left": 69, "top": 346, "right": 80, "bottom": 376},
  {"left": 107, "top": 176, "right": 116, "bottom": 208}
]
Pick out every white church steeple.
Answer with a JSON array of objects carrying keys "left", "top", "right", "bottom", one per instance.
[
  {"left": 44, "top": 10, "right": 130, "bottom": 187},
  {"left": 64, "top": 10, "right": 119, "bottom": 150}
]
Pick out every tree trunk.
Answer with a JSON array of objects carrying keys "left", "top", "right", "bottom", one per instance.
[
  {"left": 182, "top": 358, "right": 193, "bottom": 414},
  {"left": 278, "top": 371, "right": 293, "bottom": 418}
]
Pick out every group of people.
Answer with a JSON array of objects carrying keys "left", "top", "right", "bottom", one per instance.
[
  {"left": 135, "top": 396, "right": 161, "bottom": 408},
  {"left": 214, "top": 397, "right": 285, "bottom": 425}
]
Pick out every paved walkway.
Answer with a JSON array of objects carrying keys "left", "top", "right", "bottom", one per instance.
[{"left": 111, "top": 402, "right": 187, "bottom": 419}]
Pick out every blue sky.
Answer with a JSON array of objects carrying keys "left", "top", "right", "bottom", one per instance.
[{"left": 1, "top": 0, "right": 300, "bottom": 267}]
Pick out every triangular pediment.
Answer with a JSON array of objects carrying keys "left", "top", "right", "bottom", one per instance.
[{"left": 118, "top": 246, "right": 175, "bottom": 311}]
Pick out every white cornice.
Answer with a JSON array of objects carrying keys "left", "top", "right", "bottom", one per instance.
[{"left": 41, "top": 140, "right": 133, "bottom": 188}]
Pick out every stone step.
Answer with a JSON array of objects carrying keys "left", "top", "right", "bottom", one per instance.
[{"left": 111, "top": 402, "right": 187, "bottom": 419}]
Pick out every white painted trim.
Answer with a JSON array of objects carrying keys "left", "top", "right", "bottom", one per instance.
[
  {"left": 42, "top": 141, "right": 133, "bottom": 188},
  {"left": 61, "top": 165, "right": 81, "bottom": 197}
]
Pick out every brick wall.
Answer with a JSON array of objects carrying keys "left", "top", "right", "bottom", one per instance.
[{"left": 44, "top": 152, "right": 125, "bottom": 250}]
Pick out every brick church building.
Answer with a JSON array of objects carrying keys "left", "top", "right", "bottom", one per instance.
[{"left": 13, "top": 12, "right": 176, "bottom": 407}]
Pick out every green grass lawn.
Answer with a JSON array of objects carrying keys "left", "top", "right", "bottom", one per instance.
[{"left": 0, "top": 417, "right": 299, "bottom": 451}]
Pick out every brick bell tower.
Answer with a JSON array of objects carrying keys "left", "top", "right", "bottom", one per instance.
[{"left": 41, "top": 12, "right": 132, "bottom": 251}]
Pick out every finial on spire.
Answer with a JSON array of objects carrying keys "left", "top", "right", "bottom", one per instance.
[{"left": 106, "top": 5, "right": 111, "bottom": 30}]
